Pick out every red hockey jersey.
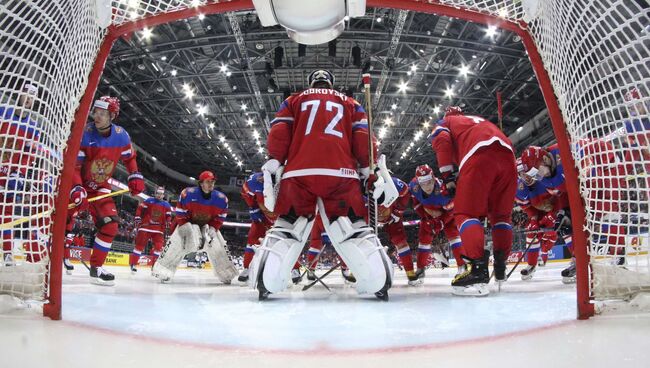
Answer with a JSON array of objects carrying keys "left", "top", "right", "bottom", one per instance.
[
  {"left": 136, "top": 197, "right": 172, "bottom": 233},
  {"left": 430, "top": 114, "right": 512, "bottom": 174},
  {"left": 74, "top": 123, "right": 138, "bottom": 194},
  {"left": 267, "top": 88, "right": 376, "bottom": 180}
]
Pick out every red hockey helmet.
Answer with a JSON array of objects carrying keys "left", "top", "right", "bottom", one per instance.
[
  {"left": 199, "top": 170, "right": 216, "bottom": 182},
  {"left": 94, "top": 96, "right": 120, "bottom": 119},
  {"left": 444, "top": 106, "right": 463, "bottom": 116},
  {"left": 624, "top": 87, "right": 640, "bottom": 102},
  {"left": 415, "top": 164, "right": 434, "bottom": 184},
  {"left": 520, "top": 146, "right": 549, "bottom": 174}
]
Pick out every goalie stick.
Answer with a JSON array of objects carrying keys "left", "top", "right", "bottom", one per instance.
[{"left": 362, "top": 73, "right": 378, "bottom": 232}]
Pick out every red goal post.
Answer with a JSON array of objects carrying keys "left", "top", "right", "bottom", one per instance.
[{"left": 1, "top": 0, "right": 647, "bottom": 321}]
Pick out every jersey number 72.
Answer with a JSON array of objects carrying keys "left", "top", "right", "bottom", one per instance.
[{"left": 301, "top": 100, "right": 344, "bottom": 138}]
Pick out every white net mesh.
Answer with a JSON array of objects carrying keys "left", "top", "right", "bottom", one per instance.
[
  {"left": 1, "top": 0, "right": 106, "bottom": 300},
  {"left": 524, "top": 0, "right": 650, "bottom": 302},
  {"left": 0, "top": 0, "right": 648, "bottom": 314}
]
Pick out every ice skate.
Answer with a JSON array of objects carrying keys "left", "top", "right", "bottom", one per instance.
[
  {"left": 341, "top": 268, "right": 356, "bottom": 283},
  {"left": 520, "top": 265, "right": 536, "bottom": 280},
  {"left": 63, "top": 258, "right": 74, "bottom": 275},
  {"left": 307, "top": 269, "right": 316, "bottom": 281},
  {"left": 561, "top": 259, "right": 576, "bottom": 284},
  {"left": 407, "top": 270, "right": 422, "bottom": 286},
  {"left": 415, "top": 267, "right": 425, "bottom": 281},
  {"left": 456, "top": 264, "right": 467, "bottom": 277},
  {"left": 451, "top": 257, "right": 489, "bottom": 296},
  {"left": 90, "top": 266, "right": 115, "bottom": 286},
  {"left": 129, "top": 264, "right": 137, "bottom": 274},
  {"left": 493, "top": 250, "right": 507, "bottom": 291},
  {"left": 291, "top": 269, "right": 302, "bottom": 284},
  {"left": 238, "top": 268, "right": 249, "bottom": 282}
]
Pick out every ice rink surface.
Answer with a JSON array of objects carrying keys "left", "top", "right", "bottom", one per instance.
[{"left": 2, "top": 260, "right": 650, "bottom": 367}]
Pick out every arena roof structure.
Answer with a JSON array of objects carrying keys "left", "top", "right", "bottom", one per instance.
[{"left": 97, "top": 8, "right": 549, "bottom": 179}]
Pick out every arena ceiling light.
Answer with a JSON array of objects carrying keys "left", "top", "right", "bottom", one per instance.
[
  {"left": 485, "top": 25, "right": 498, "bottom": 38},
  {"left": 459, "top": 64, "right": 471, "bottom": 77},
  {"left": 197, "top": 105, "right": 208, "bottom": 116},
  {"left": 140, "top": 27, "right": 153, "bottom": 40},
  {"left": 444, "top": 87, "right": 455, "bottom": 98},
  {"left": 397, "top": 81, "right": 408, "bottom": 93},
  {"left": 253, "top": 0, "right": 366, "bottom": 45}
]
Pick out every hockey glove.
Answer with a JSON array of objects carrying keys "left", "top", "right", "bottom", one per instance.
[
  {"left": 431, "top": 218, "right": 445, "bottom": 234},
  {"left": 261, "top": 158, "right": 281, "bottom": 175},
  {"left": 440, "top": 171, "right": 457, "bottom": 198},
  {"left": 249, "top": 207, "right": 264, "bottom": 222},
  {"left": 526, "top": 218, "right": 540, "bottom": 233},
  {"left": 128, "top": 172, "right": 145, "bottom": 196},
  {"left": 554, "top": 209, "right": 572, "bottom": 236},
  {"left": 540, "top": 212, "right": 556, "bottom": 229},
  {"left": 70, "top": 185, "right": 88, "bottom": 210},
  {"left": 386, "top": 209, "right": 403, "bottom": 225}
]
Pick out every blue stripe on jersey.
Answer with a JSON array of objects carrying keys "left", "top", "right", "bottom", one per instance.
[
  {"left": 493, "top": 223, "right": 512, "bottom": 231},
  {"left": 270, "top": 118, "right": 293, "bottom": 127},
  {"left": 459, "top": 218, "right": 482, "bottom": 234},
  {"left": 429, "top": 126, "right": 450, "bottom": 141}
]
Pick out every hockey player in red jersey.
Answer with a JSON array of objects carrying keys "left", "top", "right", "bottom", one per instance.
[
  {"left": 408, "top": 165, "right": 466, "bottom": 285},
  {"left": 514, "top": 173, "right": 564, "bottom": 280},
  {"left": 1, "top": 83, "right": 40, "bottom": 264},
  {"left": 520, "top": 145, "right": 576, "bottom": 282},
  {"left": 153, "top": 171, "right": 237, "bottom": 284},
  {"left": 430, "top": 106, "right": 516, "bottom": 296},
  {"left": 129, "top": 186, "right": 172, "bottom": 273},
  {"left": 69, "top": 96, "right": 145, "bottom": 285},
  {"left": 250, "top": 69, "right": 397, "bottom": 300}
]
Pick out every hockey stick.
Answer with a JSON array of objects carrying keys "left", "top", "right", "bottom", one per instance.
[
  {"left": 505, "top": 232, "right": 539, "bottom": 280},
  {"left": 0, "top": 188, "right": 130, "bottom": 231},
  {"left": 362, "top": 73, "right": 377, "bottom": 232},
  {"left": 299, "top": 243, "right": 333, "bottom": 292},
  {"left": 302, "top": 261, "right": 341, "bottom": 292}
]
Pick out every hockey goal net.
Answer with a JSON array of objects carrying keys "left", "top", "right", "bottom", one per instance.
[{"left": 0, "top": 0, "right": 648, "bottom": 319}]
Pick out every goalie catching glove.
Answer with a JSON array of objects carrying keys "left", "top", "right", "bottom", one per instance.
[{"left": 359, "top": 154, "right": 399, "bottom": 208}]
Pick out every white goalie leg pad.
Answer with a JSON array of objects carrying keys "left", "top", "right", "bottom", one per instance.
[
  {"left": 325, "top": 216, "right": 394, "bottom": 295},
  {"left": 249, "top": 216, "right": 313, "bottom": 293},
  {"left": 202, "top": 226, "right": 238, "bottom": 284},
  {"left": 152, "top": 223, "right": 201, "bottom": 281}
]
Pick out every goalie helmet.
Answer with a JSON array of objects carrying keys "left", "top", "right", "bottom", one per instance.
[
  {"left": 199, "top": 170, "right": 216, "bottom": 182},
  {"left": 93, "top": 96, "right": 120, "bottom": 119},
  {"left": 415, "top": 164, "right": 434, "bottom": 184},
  {"left": 308, "top": 69, "right": 335, "bottom": 88},
  {"left": 444, "top": 106, "right": 463, "bottom": 116}
]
